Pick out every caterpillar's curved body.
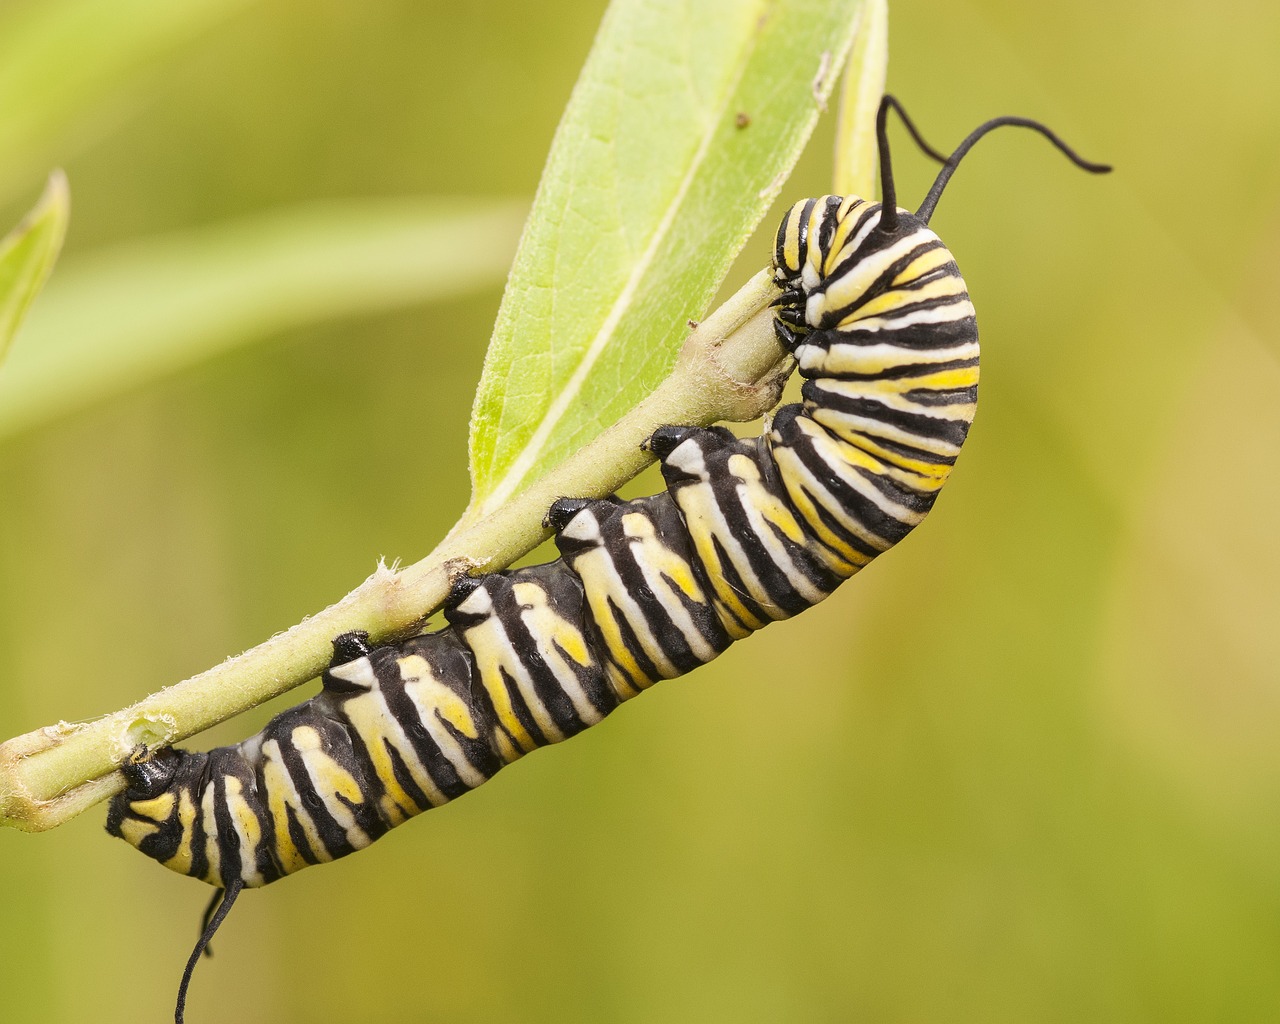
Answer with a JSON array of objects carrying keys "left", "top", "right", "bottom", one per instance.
[{"left": 107, "top": 196, "right": 979, "bottom": 889}]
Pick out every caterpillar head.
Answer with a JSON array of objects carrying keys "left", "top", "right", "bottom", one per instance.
[{"left": 769, "top": 95, "right": 1109, "bottom": 345}]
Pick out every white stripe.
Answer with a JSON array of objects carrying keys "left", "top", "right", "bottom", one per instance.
[
  {"left": 476, "top": 612, "right": 567, "bottom": 744},
  {"left": 582, "top": 546, "right": 681, "bottom": 678},
  {"left": 329, "top": 657, "right": 377, "bottom": 689},
  {"left": 798, "top": 339, "right": 978, "bottom": 376},
  {"left": 845, "top": 299, "right": 977, "bottom": 333},
  {"left": 261, "top": 739, "right": 330, "bottom": 863}
]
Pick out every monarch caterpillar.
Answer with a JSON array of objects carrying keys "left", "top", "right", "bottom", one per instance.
[{"left": 106, "top": 96, "right": 1108, "bottom": 1022}]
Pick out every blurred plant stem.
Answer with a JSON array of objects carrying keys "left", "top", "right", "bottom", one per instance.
[
  {"left": 0, "top": 270, "right": 791, "bottom": 831},
  {"left": 833, "top": 0, "right": 887, "bottom": 198}
]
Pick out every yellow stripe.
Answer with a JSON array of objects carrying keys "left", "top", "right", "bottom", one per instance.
[
  {"left": 117, "top": 818, "right": 159, "bottom": 846},
  {"left": 465, "top": 628, "right": 539, "bottom": 753},
  {"left": 892, "top": 245, "right": 954, "bottom": 286},
  {"left": 162, "top": 789, "right": 197, "bottom": 876},
  {"left": 128, "top": 791, "right": 175, "bottom": 822},
  {"left": 261, "top": 746, "right": 310, "bottom": 874},
  {"left": 851, "top": 274, "right": 967, "bottom": 321},
  {"left": 341, "top": 691, "right": 434, "bottom": 814},
  {"left": 223, "top": 776, "right": 264, "bottom": 886},
  {"left": 676, "top": 480, "right": 766, "bottom": 634},
  {"left": 570, "top": 546, "right": 653, "bottom": 688}
]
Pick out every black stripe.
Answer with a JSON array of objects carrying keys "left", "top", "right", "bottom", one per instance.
[
  {"left": 852, "top": 463, "right": 938, "bottom": 515},
  {"left": 790, "top": 197, "right": 817, "bottom": 272},
  {"left": 401, "top": 632, "right": 507, "bottom": 779},
  {"left": 904, "top": 385, "right": 978, "bottom": 407},
  {"left": 807, "top": 383, "right": 973, "bottom": 448},
  {"left": 703, "top": 534, "right": 766, "bottom": 631},
  {"left": 639, "top": 492, "right": 735, "bottom": 658},
  {"left": 849, "top": 431, "right": 958, "bottom": 467},
  {"left": 188, "top": 767, "right": 211, "bottom": 883},
  {"left": 768, "top": 410, "right": 888, "bottom": 561},
  {"left": 825, "top": 314, "right": 978, "bottom": 350},
  {"left": 850, "top": 290, "right": 972, "bottom": 325},
  {"left": 821, "top": 218, "right": 932, "bottom": 289},
  {"left": 382, "top": 737, "right": 442, "bottom": 808},
  {"left": 796, "top": 486, "right": 884, "bottom": 561},
  {"left": 604, "top": 518, "right": 705, "bottom": 676},
  {"left": 494, "top": 663, "right": 551, "bottom": 748},
  {"left": 762, "top": 513, "right": 844, "bottom": 595},
  {"left": 815, "top": 195, "right": 844, "bottom": 261},
  {"left": 283, "top": 801, "right": 322, "bottom": 866},
  {"left": 823, "top": 202, "right": 882, "bottom": 271},
  {"left": 446, "top": 578, "right": 552, "bottom": 748},
  {"left": 661, "top": 569, "right": 734, "bottom": 661},
  {"left": 319, "top": 721, "right": 389, "bottom": 844},
  {"left": 210, "top": 769, "right": 244, "bottom": 885},
  {"left": 331, "top": 694, "right": 430, "bottom": 816},
  {"left": 893, "top": 262, "right": 961, "bottom": 290}
]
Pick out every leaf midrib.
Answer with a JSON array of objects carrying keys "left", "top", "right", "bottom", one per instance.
[{"left": 474, "top": 1, "right": 767, "bottom": 517}]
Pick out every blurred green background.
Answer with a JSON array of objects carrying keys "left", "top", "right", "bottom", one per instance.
[{"left": 2, "top": 1, "right": 1279, "bottom": 1021}]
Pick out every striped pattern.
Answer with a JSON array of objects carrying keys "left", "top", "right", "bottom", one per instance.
[{"left": 107, "top": 194, "right": 979, "bottom": 889}]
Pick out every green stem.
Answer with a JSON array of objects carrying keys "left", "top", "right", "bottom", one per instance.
[{"left": 0, "top": 270, "right": 790, "bottom": 833}]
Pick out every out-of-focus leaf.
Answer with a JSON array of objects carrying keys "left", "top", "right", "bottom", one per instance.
[
  {"left": 833, "top": 0, "right": 888, "bottom": 199},
  {"left": 0, "top": 170, "right": 69, "bottom": 370},
  {"left": 0, "top": 198, "right": 526, "bottom": 439},
  {"left": 0, "top": 0, "right": 255, "bottom": 204},
  {"left": 466, "top": 0, "right": 869, "bottom": 519}
]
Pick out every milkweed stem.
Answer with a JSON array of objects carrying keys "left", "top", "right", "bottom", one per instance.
[{"left": 0, "top": 270, "right": 790, "bottom": 833}]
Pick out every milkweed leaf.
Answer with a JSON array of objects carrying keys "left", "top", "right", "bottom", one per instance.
[{"left": 466, "top": 0, "right": 870, "bottom": 520}]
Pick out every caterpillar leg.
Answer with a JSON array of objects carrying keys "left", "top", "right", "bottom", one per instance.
[
  {"left": 644, "top": 423, "right": 736, "bottom": 460},
  {"left": 545, "top": 496, "right": 592, "bottom": 532},
  {"left": 118, "top": 745, "right": 180, "bottom": 801},
  {"left": 329, "top": 630, "right": 373, "bottom": 666}
]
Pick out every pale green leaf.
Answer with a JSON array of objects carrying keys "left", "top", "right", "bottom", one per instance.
[
  {"left": 0, "top": 199, "right": 525, "bottom": 439},
  {"left": 833, "top": 0, "right": 888, "bottom": 199},
  {"left": 0, "top": 0, "right": 255, "bottom": 204},
  {"left": 466, "top": 0, "right": 868, "bottom": 518},
  {"left": 0, "top": 170, "right": 69, "bottom": 370}
]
